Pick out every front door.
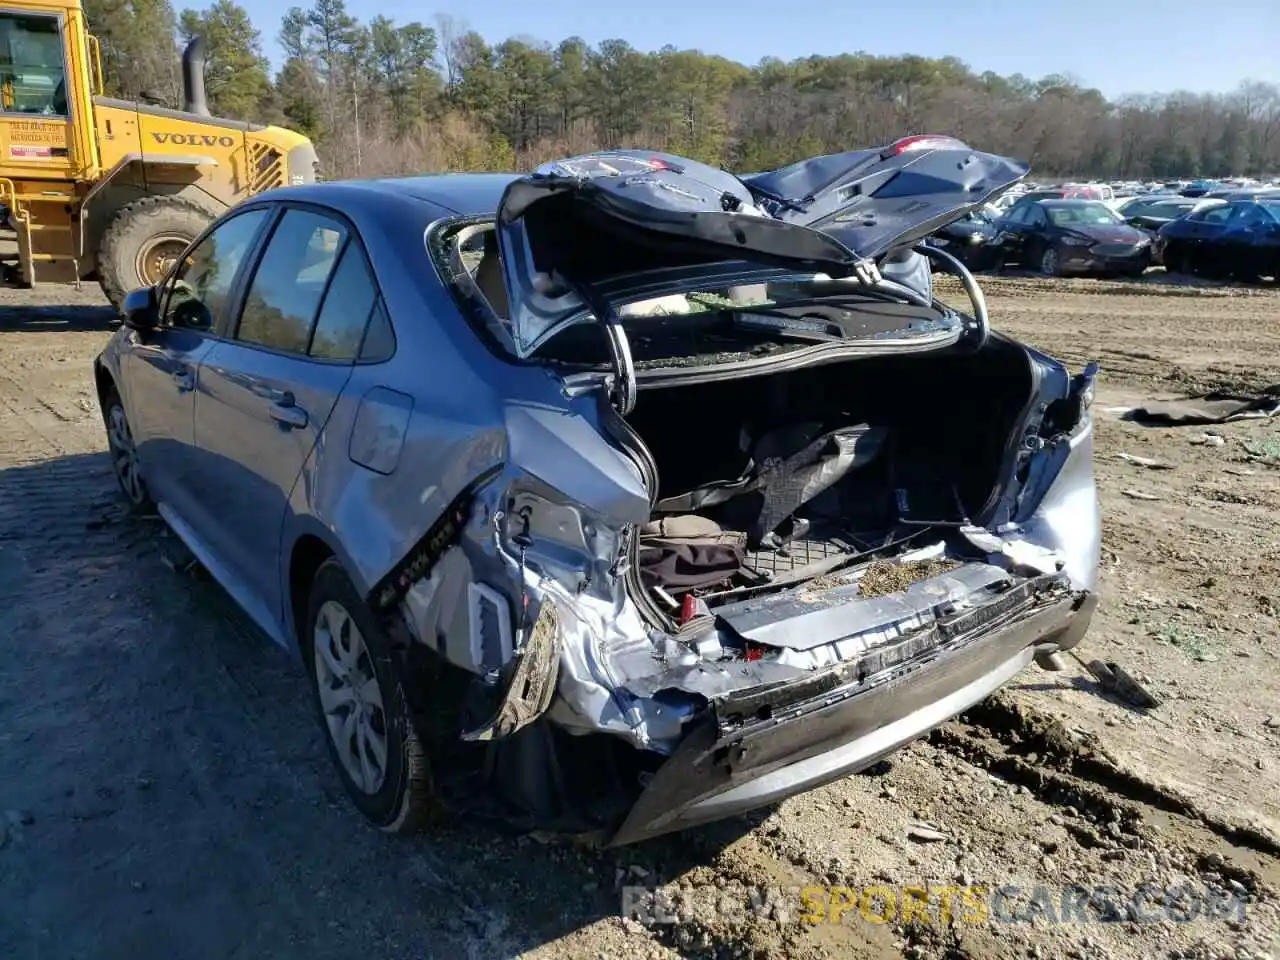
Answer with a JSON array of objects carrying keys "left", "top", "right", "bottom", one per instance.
[
  {"left": 120, "top": 206, "right": 271, "bottom": 516},
  {"left": 192, "top": 207, "right": 372, "bottom": 624}
]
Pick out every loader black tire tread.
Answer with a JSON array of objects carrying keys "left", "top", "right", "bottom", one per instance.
[{"left": 97, "top": 196, "right": 212, "bottom": 308}]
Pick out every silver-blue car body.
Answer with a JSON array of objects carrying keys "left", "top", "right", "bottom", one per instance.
[{"left": 94, "top": 136, "right": 1100, "bottom": 846}]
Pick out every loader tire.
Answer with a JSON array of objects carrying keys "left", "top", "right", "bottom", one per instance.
[{"left": 97, "top": 197, "right": 212, "bottom": 308}]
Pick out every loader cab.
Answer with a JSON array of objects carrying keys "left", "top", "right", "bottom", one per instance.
[{"left": 0, "top": 0, "right": 100, "bottom": 180}]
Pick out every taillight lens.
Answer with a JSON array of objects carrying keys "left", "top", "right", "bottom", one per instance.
[{"left": 881, "top": 134, "right": 968, "bottom": 159}]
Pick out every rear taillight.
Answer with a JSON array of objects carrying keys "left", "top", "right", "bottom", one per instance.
[{"left": 881, "top": 134, "right": 968, "bottom": 159}]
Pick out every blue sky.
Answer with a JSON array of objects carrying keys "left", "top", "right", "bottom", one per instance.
[{"left": 244, "top": 0, "right": 1277, "bottom": 98}]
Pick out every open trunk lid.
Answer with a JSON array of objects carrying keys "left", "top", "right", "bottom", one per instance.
[{"left": 494, "top": 138, "right": 1029, "bottom": 357}]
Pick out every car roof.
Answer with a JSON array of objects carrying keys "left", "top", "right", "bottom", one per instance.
[
  {"left": 1039, "top": 199, "right": 1108, "bottom": 207},
  {"left": 263, "top": 173, "right": 521, "bottom": 218}
]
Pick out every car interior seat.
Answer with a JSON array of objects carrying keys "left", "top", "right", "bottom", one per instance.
[{"left": 474, "top": 230, "right": 510, "bottom": 321}]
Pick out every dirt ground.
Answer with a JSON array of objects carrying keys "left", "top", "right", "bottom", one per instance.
[{"left": 1, "top": 274, "right": 1279, "bottom": 960}]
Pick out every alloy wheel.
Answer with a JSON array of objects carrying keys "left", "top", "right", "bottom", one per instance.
[
  {"left": 106, "top": 402, "right": 146, "bottom": 505},
  {"left": 313, "top": 600, "right": 389, "bottom": 796},
  {"left": 1040, "top": 247, "right": 1059, "bottom": 276}
]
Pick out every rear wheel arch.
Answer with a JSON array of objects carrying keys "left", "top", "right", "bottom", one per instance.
[{"left": 288, "top": 533, "right": 336, "bottom": 648}]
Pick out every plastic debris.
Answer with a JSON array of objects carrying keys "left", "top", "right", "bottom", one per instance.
[
  {"left": 1121, "top": 489, "right": 1161, "bottom": 501},
  {"left": 1118, "top": 452, "right": 1172, "bottom": 469}
]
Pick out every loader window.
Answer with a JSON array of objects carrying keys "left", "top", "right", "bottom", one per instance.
[{"left": 0, "top": 13, "right": 68, "bottom": 117}]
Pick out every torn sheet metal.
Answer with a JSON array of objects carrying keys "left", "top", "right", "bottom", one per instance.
[{"left": 715, "top": 562, "right": 1012, "bottom": 652}]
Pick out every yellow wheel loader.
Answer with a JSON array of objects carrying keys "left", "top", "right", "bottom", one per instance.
[{"left": 0, "top": 0, "right": 317, "bottom": 306}]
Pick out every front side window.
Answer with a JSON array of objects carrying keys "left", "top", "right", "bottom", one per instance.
[
  {"left": 0, "top": 13, "right": 68, "bottom": 116},
  {"left": 235, "top": 209, "right": 345, "bottom": 354},
  {"left": 162, "top": 209, "right": 269, "bottom": 331}
]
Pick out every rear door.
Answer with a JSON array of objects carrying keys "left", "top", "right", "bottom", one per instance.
[
  {"left": 191, "top": 206, "right": 372, "bottom": 623},
  {"left": 1183, "top": 204, "right": 1234, "bottom": 267},
  {"left": 1218, "top": 204, "right": 1278, "bottom": 276}
]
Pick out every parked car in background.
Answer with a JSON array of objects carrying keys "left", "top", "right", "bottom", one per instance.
[
  {"left": 92, "top": 140, "right": 1100, "bottom": 848},
  {"left": 1180, "top": 179, "right": 1220, "bottom": 198},
  {"left": 1202, "top": 186, "right": 1280, "bottom": 202},
  {"left": 1156, "top": 198, "right": 1280, "bottom": 280},
  {"left": 925, "top": 210, "right": 1000, "bottom": 271},
  {"left": 1118, "top": 196, "right": 1201, "bottom": 232},
  {"left": 1115, "top": 194, "right": 1175, "bottom": 217},
  {"left": 992, "top": 199, "right": 1152, "bottom": 277}
]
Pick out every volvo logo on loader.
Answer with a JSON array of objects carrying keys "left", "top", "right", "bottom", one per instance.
[{"left": 150, "top": 132, "right": 236, "bottom": 148}]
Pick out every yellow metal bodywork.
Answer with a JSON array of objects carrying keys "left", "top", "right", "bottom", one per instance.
[{"left": 0, "top": 0, "right": 313, "bottom": 286}]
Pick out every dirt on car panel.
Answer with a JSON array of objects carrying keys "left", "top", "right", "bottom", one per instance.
[{"left": 4, "top": 281, "right": 1280, "bottom": 960}]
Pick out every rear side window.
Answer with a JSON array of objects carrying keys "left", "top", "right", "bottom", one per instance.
[
  {"left": 359, "top": 301, "right": 395, "bottom": 362},
  {"left": 235, "top": 209, "right": 345, "bottom": 354},
  {"left": 310, "top": 243, "right": 377, "bottom": 360}
]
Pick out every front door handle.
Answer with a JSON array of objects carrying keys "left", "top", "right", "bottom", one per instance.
[
  {"left": 173, "top": 369, "right": 194, "bottom": 393},
  {"left": 269, "top": 400, "right": 309, "bottom": 430}
]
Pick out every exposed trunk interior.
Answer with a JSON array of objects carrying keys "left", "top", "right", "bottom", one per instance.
[{"left": 622, "top": 337, "right": 1039, "bottom": 611}]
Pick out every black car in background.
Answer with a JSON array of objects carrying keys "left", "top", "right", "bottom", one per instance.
[
  {"left": 1156, "top": 198, "right": 1280, "bottom": 281},
  {"left": 1117, "top": 195, "right": 1200, "bottom": 231},
  {"left": 991, "top": 199, "right": 1152, "bottom": 277},
  {"left": 925, "top": 210, "right": 1000, "bottom": 270}
]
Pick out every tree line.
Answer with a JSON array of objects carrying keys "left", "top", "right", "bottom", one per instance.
[{"left": 85, "top": 0, "right": 1280, "bottom": 181}]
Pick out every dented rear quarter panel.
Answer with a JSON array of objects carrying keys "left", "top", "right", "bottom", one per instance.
[{"left": 273, "top": 188, "right": 650, "bottom": 660}]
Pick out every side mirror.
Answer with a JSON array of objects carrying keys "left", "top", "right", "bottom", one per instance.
[{"left": 122, "top": 287, "right": 160, "bottom": 331}]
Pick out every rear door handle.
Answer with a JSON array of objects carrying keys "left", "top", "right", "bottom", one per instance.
[
  {"left": 269, "top": 400, "right": 309, "bottom": 430},
  {"left": 173, "top": 369, "right": 194, "bottom": 393}
]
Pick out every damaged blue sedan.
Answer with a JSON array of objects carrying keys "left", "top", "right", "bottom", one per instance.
[{"left": 93, "top": 135, "right": 1100, "bottom": 846}]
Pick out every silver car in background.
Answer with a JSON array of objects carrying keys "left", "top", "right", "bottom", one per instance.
[{"left": 94, "top": 137, "right": 1100, "bottom": 846}]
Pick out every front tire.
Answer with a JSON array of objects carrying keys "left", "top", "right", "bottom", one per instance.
[
  {"left": 302, "top": 559, "right": 436, "bottom": 833},
  {"left": 1039, "top": 246, "right": 1061, "bottom": 277},
  {"left": 97, "top": 197, "right": 212, "bottom": 308},
  {"left": 102, "top": 385, "right": 152, "bottom": 511}
]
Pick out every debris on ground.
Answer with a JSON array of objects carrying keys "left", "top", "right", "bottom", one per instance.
[
  {"left": 906, "top": 823, "right": 950, "bottom": 843},
  {"left": 1070, "top": 653, "right": 1163, "bottom": 709},
  {"left": 1127, "top": 391, "right": 1280, "bottom": 425},
  {"left": 1121, "top": 488, "right": 1161, "bottom": 500},
  {"left": 1190, "top": 432, "right": 1227, "bottom": 446},
  {"left": 1118, "top": 452, "right": 1173, "bottom": 469}
]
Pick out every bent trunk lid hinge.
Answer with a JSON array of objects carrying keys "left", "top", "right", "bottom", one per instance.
[{"left": 575, "top": 280, "right": 637, "bottom": 416}]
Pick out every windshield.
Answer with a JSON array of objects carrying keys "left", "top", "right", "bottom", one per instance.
[{"left": 1047, "top": 203, "right": 1122, "bottom": 227}]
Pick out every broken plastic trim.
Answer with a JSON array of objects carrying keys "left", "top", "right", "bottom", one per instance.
[
  {"left": 461, "top": 601, "right": 563, "bottom": 741},
  {"left": 368, "top": 464, "right": 503, "bottom": 613},
  {"left": 913, "top": 242, "right": 990, "bottom": 350}
]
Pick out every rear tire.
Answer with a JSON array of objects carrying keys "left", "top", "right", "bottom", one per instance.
[
  {"left": 302, "top": 559, "right": 437, "bottom": 833},
  {"left": 97, "top": 197, "right": 212, "bottom": 308}
]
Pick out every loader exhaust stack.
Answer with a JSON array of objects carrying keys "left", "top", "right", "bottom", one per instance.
[{"left": 181, "top": 36, "right": 210, "bottom": 117}]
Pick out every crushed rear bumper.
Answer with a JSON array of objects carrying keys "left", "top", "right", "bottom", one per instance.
[{"left": 608, "top": 581, "right": 1094, "bottom": 846}]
